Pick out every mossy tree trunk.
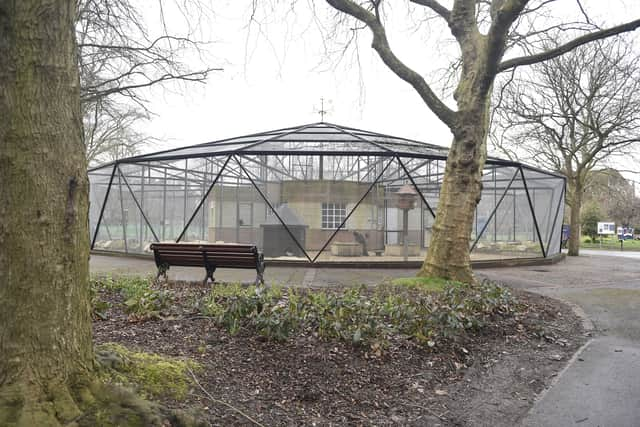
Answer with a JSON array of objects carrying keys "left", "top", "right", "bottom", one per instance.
[
  {"left": 419, "top": 106, "right": 489, "bottom": 283},
  {"left": 0, "top": 1, "right": 94, "bottom": 425}
]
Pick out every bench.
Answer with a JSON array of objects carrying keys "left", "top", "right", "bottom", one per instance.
[{"left": 149, "top": 243, "right": 265, "bottom": 286}]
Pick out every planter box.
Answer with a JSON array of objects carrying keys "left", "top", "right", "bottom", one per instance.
[
  {"left": 384, "top": 243, "right": 420, "bottom": 257},
  {"left": 331, "top": 242, "right": 363, "bottom": 257}
]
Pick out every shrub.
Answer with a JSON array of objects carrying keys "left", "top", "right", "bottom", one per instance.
[{"left": 201, "top": 280, "right": 517, "bottom": 350}]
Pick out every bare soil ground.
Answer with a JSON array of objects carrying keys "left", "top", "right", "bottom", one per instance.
[{"left": 93, "top": 281, "right": 586, "bottom": 426}]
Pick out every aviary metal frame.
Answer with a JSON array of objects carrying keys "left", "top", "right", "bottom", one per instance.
[{"left": 88, "top": 122, "right": 566, "bottom": 264}]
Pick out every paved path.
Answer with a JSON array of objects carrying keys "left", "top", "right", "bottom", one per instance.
[{"left": 478, "top": 254, "right": 640, "bottom": 427}]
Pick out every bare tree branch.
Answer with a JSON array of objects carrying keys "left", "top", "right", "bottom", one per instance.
[
  {"left": 409, "top": 0, "right": 451, "bottom": 23},
  {"left": 499, "top": 18, "right": 640, "bottom": 72},
  {"left": 325, "top": 0, "right": 456, "bottom": 127}
]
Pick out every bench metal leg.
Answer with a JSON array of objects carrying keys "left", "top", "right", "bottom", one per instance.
[
  {"left": 255, "top": 264, "right": 266, "bottom": 287},
  {"left": 155, "top": 263, "right": 169, "bottom": 283},
  {"left": 255, "top": 272, "right": 265, "bottom": 287},
  {"left": 204, "top": 266, "right": 216, "bottom": 285}
]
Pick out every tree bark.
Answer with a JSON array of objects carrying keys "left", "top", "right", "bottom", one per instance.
[
  {"left": 567, "top": 180, "right": 583, "bottom": 256},
  {"left": 419, "top": 105, "right": 489, "bottom": 283},
  {"left": 0, "top": 1, "right": 93, "bottom": 424}
]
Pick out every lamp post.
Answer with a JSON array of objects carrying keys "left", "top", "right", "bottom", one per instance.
[{"left": 395, "top": 184, "right": 418, "bottom": 261}]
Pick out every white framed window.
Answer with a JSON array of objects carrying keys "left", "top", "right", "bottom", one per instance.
[{"left": 321, "top": 203, "right": 346, "bottom": 229}]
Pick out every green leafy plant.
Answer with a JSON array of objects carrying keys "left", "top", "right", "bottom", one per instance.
[
  {"left": 89, "top": 279, "right": 111, "bottom": 320},
  {"left": 201, "top": 279, "right": 517, "bottom": 351},
  {"left": 91, "top": 275, "right": 172, "bottom": 320}
]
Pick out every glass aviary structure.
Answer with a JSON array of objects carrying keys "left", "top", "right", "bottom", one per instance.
[{"left": 88, "top": 122, "right": 565, "bottom": 264}]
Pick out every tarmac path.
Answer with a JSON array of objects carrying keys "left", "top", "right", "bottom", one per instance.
[{"left": 479, "top": 253, "right": 640, "bottom": 427}]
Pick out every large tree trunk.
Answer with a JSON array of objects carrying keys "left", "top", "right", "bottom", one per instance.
[
  {"left": 567, "top": 181, "right": 583, "bottom": 256},
  {"left": 419, "top": 107, "right": 488, "bottom": 283},
  {"left": 0, "top": 1, "right": 94, "bottom": 424}
]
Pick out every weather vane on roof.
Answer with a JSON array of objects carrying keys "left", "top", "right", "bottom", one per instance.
[{"left": 316, "top": 97, "right": 329, "bottom": 122}]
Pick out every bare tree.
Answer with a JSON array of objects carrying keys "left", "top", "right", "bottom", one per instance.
[
  {"left": 320, "top": 0, "right": 640, "bottom": 282},
  {"left": 77, "top": 0, "right": 221, "bottom": 164},
  {"left": 608, "top": 186, "right": 640, "bottom": 229},
  {"left": 492, "top": 38, "right": 640, "bottom": 255},
  {"left": 83, "top": 100, "right": 157, "bottom": 163},
  {"left": 583, "top": 169, "right": 640, "bottom": 229}
]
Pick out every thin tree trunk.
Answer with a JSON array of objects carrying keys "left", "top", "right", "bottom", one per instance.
[
  {"left": 419, "top": 108, "right": 488, "bottom": 283},
  {"left": 0, "top": 1, "right": 93, "bottom": 424},
  {"left": 567, "top": 181, "right": 583, "bottom": 256}
]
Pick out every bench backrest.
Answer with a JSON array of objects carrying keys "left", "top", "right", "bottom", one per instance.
[{"left": 150, "top": 243, "right": 261, "bottom": 269}]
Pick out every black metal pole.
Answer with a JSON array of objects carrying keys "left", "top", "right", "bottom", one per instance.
[
  {"left": 90, "top": 164, "right": 117, "bottom": 249},
  {"left": 202, "top": 161, "right": 207, "bottom": 241},
  {"left": 118, "top": 166, "right": 160, "bottom": 243},
  {"left": 162, "top": 168, "right": 167, "bottom": 240},
  {"left": 183, "top": 160, "right": 188, "bottom": 228},
  {"left": 176, "top": 155, "right": 231, "bottom": 243},
  {"left": 493, "top": 168, "right": 497, "bottom": 242},
  {"left": 234, "top": 155, "right": 313, "bottom": 263},
  {"left": 235, "top": 175, "right": 240, "bottom": 243},
  {"left": 520, "top": 167, "right": 547, "bottom": 258},
  {"left": 471, "top": 169, "right": 519, "bottom": 252},
  {"left": 117, "top": 170, "right": 128, "bottom": 253},
  {"left": 546, "top": 185, "right": 565, "bottom": 256},
  {"left": 397, "top": 156, "right": 436, "bottom": 219},
  {"left": 139, "top": 166, "right": 145, "bottom": 250},
  {"left": 560, "top": 178, "right": 567, "bottom": 254},
  {"left": 512, "top": 190, "right": 516, "bottom": 241}
]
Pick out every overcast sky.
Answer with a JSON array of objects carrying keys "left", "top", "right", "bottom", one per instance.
[{"left": 137, "top": 0, "right": 640, "bottom": 185}]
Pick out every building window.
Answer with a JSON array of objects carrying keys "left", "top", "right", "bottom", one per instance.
[
  {"left": 238, "top": 203, "right": 253, "bottom": 227},
  {"left": 322, "top": 203, "right": 346, "bottom": 229}
]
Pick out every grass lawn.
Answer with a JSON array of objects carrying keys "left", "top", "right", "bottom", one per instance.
[{"left": 581, "top": 238, "right": 640, "bottom": 252}]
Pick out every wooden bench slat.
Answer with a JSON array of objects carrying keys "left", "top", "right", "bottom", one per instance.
[
  {"left": 155, "top": 250, "right": 257, "bottom": 256},
  {"left": 151, "top": 244, "right": 255, "bottom": 250},
  {"left": 158, "top": 254, "right": 258, "bottom": 260},
  {"left": 161, "top": 257, "right": 256, "bottom": 266}
]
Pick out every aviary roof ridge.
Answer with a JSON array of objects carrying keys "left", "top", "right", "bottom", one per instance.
[{"left": 89, "top": 121, "right": 561, "bottom": 179}]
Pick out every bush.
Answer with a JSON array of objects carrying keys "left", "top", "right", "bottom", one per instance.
[{"left": 202, "top": 280, "right": 517, "bottom": 350}]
